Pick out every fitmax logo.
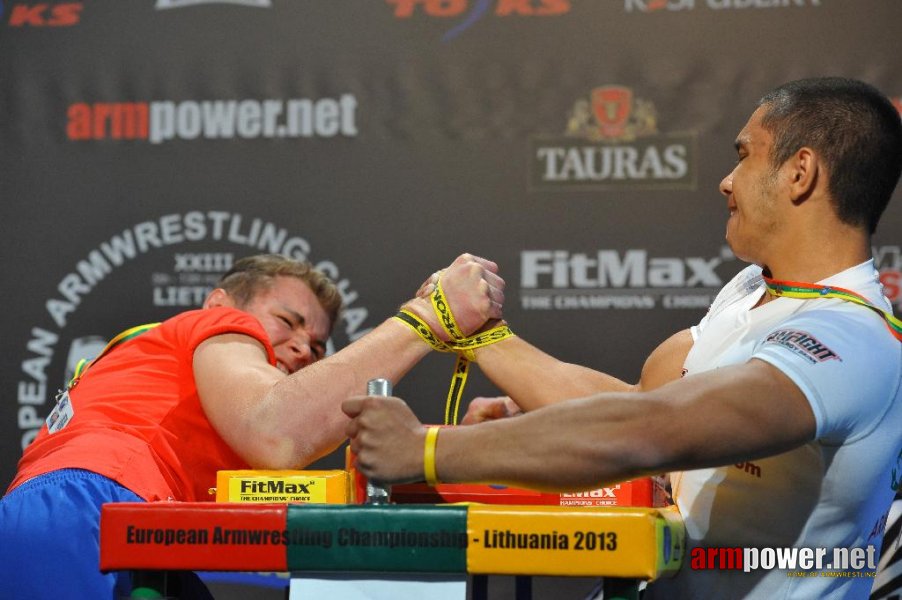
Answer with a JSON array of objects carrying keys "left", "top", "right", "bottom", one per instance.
[
  {"left": 521, "top": 249, "right": 726, "bottom": 289},
  {"left": 240, "top": 480, "right": 312, "bottom": 495},
  {"left": 562, "top": 486, "right": 621, "bottom": 498}
]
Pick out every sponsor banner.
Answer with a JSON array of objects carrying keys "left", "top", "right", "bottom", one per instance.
[
  {"left": 519, "top": 246, "right": 735, "bottom": 311},
  {"left": 215, "top": 470, "right": 351, "bottom": 503},
  {"left": 6, "top": 2, "right": 82, "bottom": 27},
  {"left": 66, "top": 96, "right": 359, "bottom": 143},
  {"left": 2, "top": 0, "right": 901, "bottom": 595},
  {"left": 530, "top": 86, "right": 697, "bottom": 191},
  {"left": 690, "top": 545, "right": 877, "bottom": 576},
  {"left": 386, "top": 0, "right": 571, "bottom": 41},
  {"left": 624, "top": 0, "right": 821, "bottom": 13}
]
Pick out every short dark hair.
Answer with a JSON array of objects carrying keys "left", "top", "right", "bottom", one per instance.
[
  {"left": 758, "top": 77, "right": 902, "bottom": 234},
  {"left": 218, "top": 254, "right": 342, "bottom": 332}
]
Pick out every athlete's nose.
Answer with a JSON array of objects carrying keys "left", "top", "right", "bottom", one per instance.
[
  {"left": 720, "top": 170, "right": 734, "bottom": 198},
  {"left": 287, "top": 333, "right": 314, "bottom": 371}
]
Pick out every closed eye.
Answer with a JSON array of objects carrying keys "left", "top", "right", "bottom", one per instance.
[{"left": 734, "top": 139, "right": 749, "bottom": 164}]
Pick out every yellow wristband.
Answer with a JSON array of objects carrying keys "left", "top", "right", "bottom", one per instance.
[
  {"left": 394, "top": 310, "right": 451, "bottom": 353},
  {"left": 424, "top": 426, "right": 441, "bottom": 486}
]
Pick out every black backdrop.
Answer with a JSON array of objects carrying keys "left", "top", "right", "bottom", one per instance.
[{"left": 2, "top": 0, "right": 900, "bottom": 499}]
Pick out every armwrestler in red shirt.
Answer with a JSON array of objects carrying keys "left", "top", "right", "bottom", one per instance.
[{"left": 0, "top": 252, "right": 505, "bottom": 599}]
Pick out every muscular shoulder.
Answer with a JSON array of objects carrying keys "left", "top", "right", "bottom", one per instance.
[
  {"left": 755, "top": 304, "right": 901, "bottom": 441},
  {"left": 164, "top": 307, "right": 274, "bottom": 361},
  {"left": 638, "top": 329, "right": 694, "bottom": 391}
]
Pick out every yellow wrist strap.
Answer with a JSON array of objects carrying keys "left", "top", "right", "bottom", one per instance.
[
  {"left": 424, "top": 426, "right": 441, "bottom": 486},
  {"left": 393, "top": 277, "right": 515, "bottom": 425},
  {"left": 431, "top": 281, "right": 465, "bottom": 340},
  {"left": 394, "top": 309, "right": 451, "bottom": 353}
]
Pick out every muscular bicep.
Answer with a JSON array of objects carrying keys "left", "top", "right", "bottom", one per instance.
[
  {"left": 636, "top": 329, "right": 693, "bottom": 392},
  {"left": 193, "top": 333, "right": 284, "bottom": 466},
  {"left": 431, "top": 357, "right": 817, "bottom": 491},
  {"left": 648, "top": 358, "right": 817, "bottom": 471}
]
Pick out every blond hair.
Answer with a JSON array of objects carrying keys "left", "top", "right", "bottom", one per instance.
[{"left": 218, "top": 254, "right": 342, "bottom": 331}]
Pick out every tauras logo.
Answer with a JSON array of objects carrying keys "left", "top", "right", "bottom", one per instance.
[
  {"left": 520, "top": 247, "right": 734, "bottom": 311},
  {"left": 14, "top": 211, "right": 374, "bottom": 450},
  {"left": 529, "top": 86, "right": 696, "bottom": 191}
]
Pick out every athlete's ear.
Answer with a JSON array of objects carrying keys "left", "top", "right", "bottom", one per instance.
[
  {"left": 203, "top": 288, "right": 236, "bottom": 309},
  {"left": 787, "top": 146, "right": 819, "bottom": 203}
]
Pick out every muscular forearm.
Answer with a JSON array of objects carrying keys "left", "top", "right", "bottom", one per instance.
[
  {"left": 474, "top": 337, "right": 634, "bottom": 411},
  {"left": 432, "top": 360, "right": 815, "bottom": 491},
  {"left": 256, "top": 318, "right": 432, "bottom": 468},
  {"left": 201, "top": 253, "right": 506, "bottom": 469},
  {"left": 432, "top": 393, "right": 660, "bottom": 491},
  {"left": 473, "top": 329, "right": 693, "bottom": 413}
]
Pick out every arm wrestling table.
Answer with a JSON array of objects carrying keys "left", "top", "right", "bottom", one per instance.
[{"left": 100, "top": 502, "right": 684, "bottom": 599}]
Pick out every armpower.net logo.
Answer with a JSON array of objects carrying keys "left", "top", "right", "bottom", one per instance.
[
  {"left": 65, "top": 95, "right": 359, "bottom": 143},
  {"left": 691, "top": 545, "right": 877, "bottom": 577}
]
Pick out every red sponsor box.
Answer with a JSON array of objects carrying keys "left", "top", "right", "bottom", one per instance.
[{"left": 346, "top": 446, "right": 669, "bottom": 507}]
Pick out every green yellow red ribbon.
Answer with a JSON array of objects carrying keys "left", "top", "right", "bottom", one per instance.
[
  {"left": 69, "top": 322, "right": 161, "bottom": 388},
  {"left": 763, "top": 276, "right": 901, "bottom": 342}
]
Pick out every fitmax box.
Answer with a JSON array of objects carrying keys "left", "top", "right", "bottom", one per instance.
[{"left": 214, "top": 470, "right": 350, "bottom": 504}]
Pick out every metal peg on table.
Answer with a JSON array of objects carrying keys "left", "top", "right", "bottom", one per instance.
[{"left": 364, "top": 378, "right": 392, "bottom": 505}]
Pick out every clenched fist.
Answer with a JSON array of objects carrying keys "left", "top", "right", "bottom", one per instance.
[
  {"left": 404, "top": 253, "right": 505, "bottom": 342},
  {"left": 342, "top": 395, "right": 426, "bottom": 484},
  {"left": 461, "top": 396, "right": 522, "bottom": 425}
]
